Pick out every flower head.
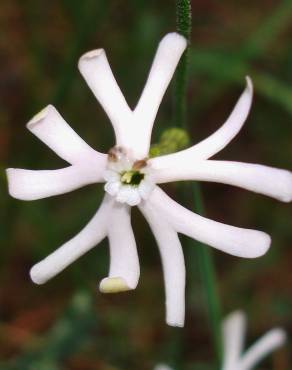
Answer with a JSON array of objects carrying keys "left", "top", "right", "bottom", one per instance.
[{"left": 6, "top": 33, "right": 292, "bottom": 327}]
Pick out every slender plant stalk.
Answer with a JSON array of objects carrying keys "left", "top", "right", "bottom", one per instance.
[
  {"left": 174, "top": 0, "right": 191, "bottom": 126},
  {"left": 192, "top": 184, "right": 223, "bottom": 366},
  {"left": 175, "top": 0, "right": 223, "bottom": 366}
]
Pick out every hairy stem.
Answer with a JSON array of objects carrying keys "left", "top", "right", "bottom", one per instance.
[
  {"left": 175, "top": 0, "right": 223, "bottom": 366},
  {"left": 174, "top": 0, "right": 191, "bottom": 126}
]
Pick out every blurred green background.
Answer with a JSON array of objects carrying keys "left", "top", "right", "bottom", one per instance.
[{"left": 0, "top": 1, "right": 291, "bottom": 369}]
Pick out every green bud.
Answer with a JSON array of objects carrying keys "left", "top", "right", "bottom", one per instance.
[{"left": 150, "top": 127, "right": 190, "bottom": 158}]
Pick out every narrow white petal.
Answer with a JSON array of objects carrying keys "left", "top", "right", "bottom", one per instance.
[
  {"left": 139, "top": 198, "right": 185, "bottom": 327},
  {"left": 104, "top": 181, "right": 121, "bottom": 196},
  {"left": 100, "top": 202, "right": 140, "bottom": 290},
  {"left": 222, "top": 311, "right": 247, "bottom": 370},
  {"left": 153, "top": 160, "right": 292, "bottom": 202},
  {"left": 151, "top": 77, "right": 253, "bottom": 168},
  {"left": 239, "top": 328, "right": 286, "bottom": 370},
  {"left": 132, "top": 32, "right": 187, "bottom": 157},
  {"left": 6, "top": 166, "right": 101, "bottom": 201},
  {"left": 27, "top": 105, "right": 104, "bottom": 165},
  {"left": 30, "top": 195, "right": 112, "bottom": 284},
  {"left": 78, "top": 49, "right": 132, "bottom": 146},
  {"left": 148, "top": 187, "right": 271, "bottom": 258}
]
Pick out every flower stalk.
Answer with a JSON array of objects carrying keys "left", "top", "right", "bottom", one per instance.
[
  {"left": 175, "top": 0, "right": 223, "bottom": 365},
  {"left": 175, "top": 0, "right": 191, "bottom": 126}
]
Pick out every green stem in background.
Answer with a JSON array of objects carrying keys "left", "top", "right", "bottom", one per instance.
[
  {"left": 174, "top": 0, "right": 191, "bottom": 126},
  {"left": 175, "top": 0, "right": 223, "bottom": 367},
  {"left": 192, "top": 184, "right": 223, "bottom": 367}
]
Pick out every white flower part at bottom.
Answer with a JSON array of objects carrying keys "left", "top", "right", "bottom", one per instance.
[
  {"left": 153, "top": 311, "right": 286, "bottom": 370},
  {"left": 153, "top": 365, "right": 173, "bottom": 370},
  {"left": 103, "top": 146, "right": 155, "bottom": 206},
  {"left": 6, "top": 32, "right": 292, "bottom": 328},
  {"left": 222, "top": 311, "right": 286, "bottom": 370}
]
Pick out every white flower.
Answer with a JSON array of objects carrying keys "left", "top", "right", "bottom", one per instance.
[
  {"left": 222, "top": 311, "right": 286, "bottom": 370},
  {"left": 153, "top": 311, "right": 286, "bottom": 370},
  {"left": 6, "top": 33, "right": 292, "bottom": 327}
]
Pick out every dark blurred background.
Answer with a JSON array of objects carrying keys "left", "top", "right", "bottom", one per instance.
[{"left": 0, "top": 1, "right": 291, "bottom": 369}]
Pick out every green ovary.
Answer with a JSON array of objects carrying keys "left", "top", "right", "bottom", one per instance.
[{"left": 120, "top": 170, "right": 144, "bottom": 186}]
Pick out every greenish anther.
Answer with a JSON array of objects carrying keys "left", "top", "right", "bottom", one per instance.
[{"left": 120, "top": 170, "right": 144, "bottom": 186}]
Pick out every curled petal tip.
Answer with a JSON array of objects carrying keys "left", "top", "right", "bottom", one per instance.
[
  {"left": 280, "top": 171, "right": 292, "bottom": 202},
  {"left": 270, "top": 328, "right": 287, "bottom": 345},
  {"left": 99, "top": 277, "right": 132, "bottom": 293},
  {"left": 78, "top": 48, "right": 105, "bottom": 63},
  {"left": 282, "top": 194, "right": 292, "bottom": 203},
  {"left": 6, "top": 168, "right": 15, "bottom": 198},
  {"left": 161, "top": 32, "right": 187, "bottom": 50},
  {"left": 246, "top": 232, "right": 271, "bottom": 258},
  {"left": 5, "top": 167, "right": 12, "bottom": 177},
  {"left": 245, "top": 75, "right": 253, "bottom": 91},
  {"left": 166, "top": 318, "right": 184, "bottom": 328},
  {"left": 6, "top": 168, "right": 26, "bottom": 200},
  {"left": 26, "top": 105, "right": 54, "bottom": 130},
  {"left": 30, "top": 265, "right": 48, "bottom": 285},
  {"left": 227, "top": 309, "right": 246, "bottom": 322}
]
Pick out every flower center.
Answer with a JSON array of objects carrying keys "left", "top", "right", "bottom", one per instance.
[
  {"left": 120, "top": 170, "right": 145, "bottom": 186},
  {"left": 104, "top": 146, "right": 155, "bottom": 206}
]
